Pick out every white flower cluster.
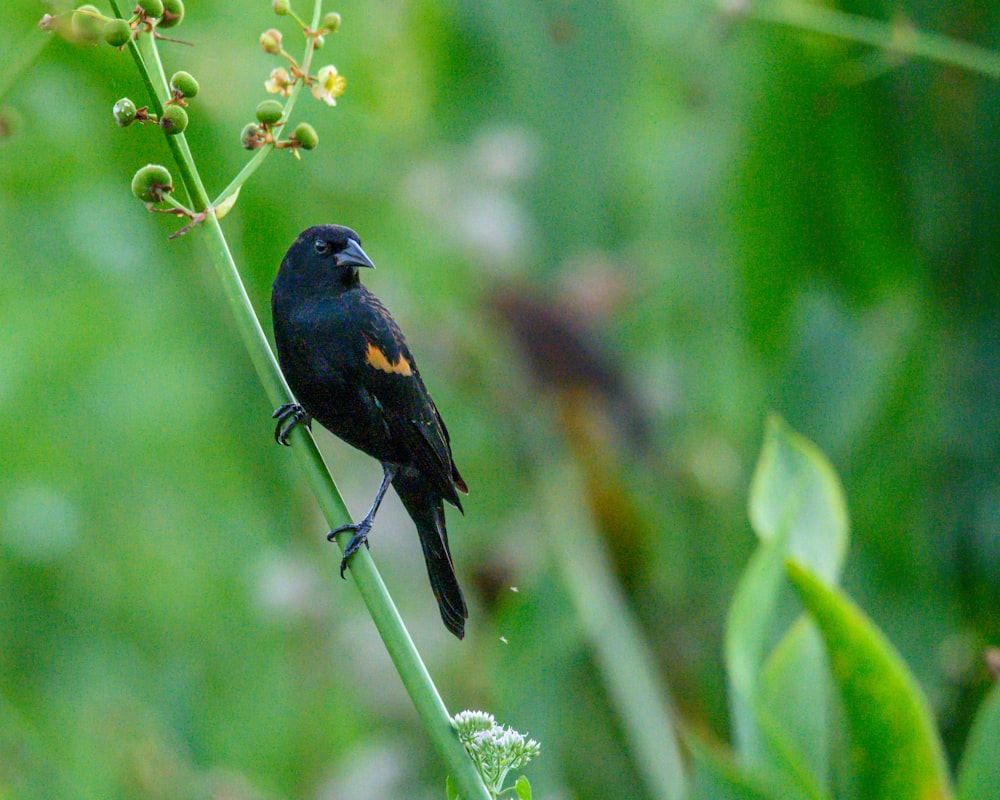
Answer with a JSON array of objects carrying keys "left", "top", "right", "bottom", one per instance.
[{"left": 452, "top": 710, "right": 540, "bottom": 795}]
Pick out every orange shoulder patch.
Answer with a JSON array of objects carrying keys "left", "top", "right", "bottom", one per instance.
[{"left": 365, "top": 342, "right": 413, "bottom": 376}]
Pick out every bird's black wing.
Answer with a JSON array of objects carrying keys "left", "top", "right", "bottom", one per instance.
[{"left": 354, "top": 290, "right": 465, "bottom": 507}]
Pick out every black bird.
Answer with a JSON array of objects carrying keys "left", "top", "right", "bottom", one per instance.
[{"left": 271, "top": 224, "right": 469, "bottom": 639}]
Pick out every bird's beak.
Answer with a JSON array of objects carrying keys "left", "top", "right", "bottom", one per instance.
[{"left": 335, "top": 239, "right": 376, "bottom": 270}]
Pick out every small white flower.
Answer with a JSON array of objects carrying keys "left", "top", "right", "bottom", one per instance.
[
  {"left": 311, "top": 64, "right": 346, "bottom": 106},
  {"left": 265, "top": 67, "right": 294, "bottom": 97}
]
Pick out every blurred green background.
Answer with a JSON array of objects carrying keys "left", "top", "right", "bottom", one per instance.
[{"left": 2, "top": 0, "right": 999, "bottom": 797}]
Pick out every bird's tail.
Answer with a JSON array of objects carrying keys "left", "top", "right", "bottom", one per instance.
[{"left": 392, "top": 469, "right": 468, "bottom": 639}]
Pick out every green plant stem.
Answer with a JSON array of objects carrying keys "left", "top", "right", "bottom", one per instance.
[
  {"left": 746, "top": 0, "right": 1000, "bottom": 78},
  {"left": 289, "top": 12, "right": 310, "bottom": 31},
  {"left": 213, "top": 146, "right": 269, "bottom": 209},
  {"left": 112, "top": 5, "right": 492, "bottom": 799},
  {"left": 159, "top": 193, "right": 195, "bottom": 215},
  {"left": 540, "top": 460, "right": 687, "bottom": 800}
]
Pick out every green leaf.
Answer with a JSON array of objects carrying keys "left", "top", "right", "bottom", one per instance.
[
  {"left": 786, "top": 561, "right": 953, "bottom": 800},
  {"left": 447, "top": 774, "right": 460, "bottom": 800},
  {"left": 728, "top": 419, "right": 847, "bottom": 793},
  {"left": 514, "top": 774, "right": 532, "bottom": 800},
  {"left": 687, "top": 734, "right": 784, "bottom": 800},
  {"left": 725, "top": 537, "right": 787, "bottom": 761},
  {"left": 748, "top": 414, "right": 849, "bottom": 584},
  {"left": 957, "top": 680, "right": 1000, "bottom": 800},
  {"left": 756, "top": 617, "right": 830, "bottom": 798}
]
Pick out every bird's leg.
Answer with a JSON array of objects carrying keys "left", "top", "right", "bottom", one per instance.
[
  {"left": 329, "top": 464, "right": 398, "bottom": 577},
  {"left": 272, "top": 403, "right": 311, "bottom": 445}
]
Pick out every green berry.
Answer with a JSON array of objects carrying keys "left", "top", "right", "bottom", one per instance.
[
  {"left": 113, "top": 97, "right": 137, "bottom": 127},
  {"left": 241, "top": 122, "right": 264, "bottom": 150},
  {"left": 272, "top": 0, "right": 290, "bottom": 14},
  {"left": 138, "top": 0, "right": 164, "bottom": 18},
  {"left": 292, "top": 122, "right": 318, "bottom": 150},
  {"left": 160, "top": 104, "right": 188, "bottom": 135},
  {"left": 322, "top": 12, "right": 341, "bottom": 33},
  {"left": 71, "top": 5, "right": 106, "bottom": 41},
  {"left": 159, "top": 0, "right": 184, "bottom": 28},
  {"left": 170, "top": 71, "right": 199, "bottom": 99},
  {"left": 131, "top": 164, "right": 173, "bottom": 203},
  {"left": 255, "top": 100, "right": 283, "bottom": 125},
  {"left": 102, "top": 18, "right": 131, "bottom": 47}
]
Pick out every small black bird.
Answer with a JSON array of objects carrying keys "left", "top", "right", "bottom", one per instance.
[{"left": 271, "top": 224, "right": 469, "bottom": 639}]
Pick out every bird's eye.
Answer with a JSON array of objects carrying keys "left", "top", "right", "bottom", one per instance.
[{"left": 314, "top": 239, "right": 332, "bottom": 255}]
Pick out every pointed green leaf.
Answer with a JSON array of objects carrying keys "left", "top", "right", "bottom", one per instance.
[
  {"left": 515, "top": 774, "right": 533, "bottom": 800},
  {"left": 787, "top": 561, "right": 953, "bottom": 800},
  {"left": 727, "top": 418, "right": 847, "bottom": 788},
  {"left": 725, "top": 538, "right": 787, "bottom": 761},
  {"left": 749, "top": 415, "right": 849, "bottom": 583},
  {"left": 957, "top": 680, "right": 1000, "bottom": 800},
  {"left": 213, "top": 185, "right": 240, "bottom": 219},
  {"left": 446, "top": 774, "right": 459, "bottom": 800},
  {"left": 756, "top": 617, "right": 831, "bottom": 798}
]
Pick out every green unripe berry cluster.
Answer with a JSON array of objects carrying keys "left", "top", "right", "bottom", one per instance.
[
  {"left": 71, "top": 5, "right": 105, "bottom": 41},
  {"left": 292, "top": 122, "right": 318, "bottom": 150},
  {"left": 160, "top": 0, "right": 185, "bottom": 28},
  {"left": 241, "top": 123, "right": 264, "bottom": 150},
  {"left": 160, "top": 104, "right": 188, "bottom": 135},
  {"left": 138, "top": 0, "right": 164, "bottom": 18},
  {"left": 170, "top": 71, "right": 199, "bottom": 99},
  {"left": 113, "top": 98, "right": 137, "bottom": 127},
  {"left": 102, "top": 18, "right": 131, "bottom": 47},
  {"left": 255, "top": 100, "right": 283, "bottom": 125},
  {"left": 131, "top": 164, "right": 173, "bottom": 203}
]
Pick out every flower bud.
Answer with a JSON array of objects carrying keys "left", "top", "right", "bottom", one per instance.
[
  {"left": 170, "top": 71, "right": 199, "bottom": 98},
  {"left": 71, "top": 5, "right": 106, "bottom": 41},
  {"left": 260, "top": 28, "right": 282, "bottom": 55},
  {"left": 138, "top": 0, "right": 164, "bottom": 18},
  {"left": 113, "top": 97, "right": 137, "bottom": 127},
  {"left": 292, "top": 122, "right": 318, "bottom": 150},
  {"left": 159, "top": 0, "right": 185, "bottom": 28},
  {"left": 160, "top": 104, "right": 188, "bottom": 135},
  {"left": 255, "top": 100, "right": 283, "bottom": 125},
  {"left": 131, "top": 164, "right": 173, "bottom": 203},
  {"left": 272, "top": 0, "right": 290, "bottom": 14},
  {"left": 322, "top": 12, "right": 341, "bottom": 33},
  {"left": 102, "top": 18, "right": 131, "bottom": 47},
  {"left": 312, "top": 34, "right": 325, "bottom": 49},
  {"left": 241, "top": 122, "right": 264, "bottom": 150}
]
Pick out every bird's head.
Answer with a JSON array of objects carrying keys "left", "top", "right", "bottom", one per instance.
[{"left": 279, "top": 224, "right": 376, "bottom": 292}]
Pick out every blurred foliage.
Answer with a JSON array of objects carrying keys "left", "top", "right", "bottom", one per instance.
[{"left": 2, "top": 0, "right": 1000, "bottom": 798}]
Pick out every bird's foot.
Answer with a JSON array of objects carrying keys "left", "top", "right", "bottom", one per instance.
[
  {"left": 328, "top": 519, "right": 373, "bottom": 578},
  {"left": 272, "top": 403, "right": 311, "bottom": 445}
]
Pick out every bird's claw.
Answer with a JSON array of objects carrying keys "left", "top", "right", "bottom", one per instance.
[
  {"left": 272, "top": 403, "right": 311, "bottom": 445},
  {"left": 328, "top": 520, "right": 373, "bottom": 578}
]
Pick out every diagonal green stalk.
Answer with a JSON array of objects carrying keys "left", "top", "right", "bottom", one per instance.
[
  {"left": 745, "top": 0, "right": 1000, "bottom": 78},
  {"left": 540, "top": 461, "right": 687, "bottom": 800},
  {"left": 109, "top": 3, "right": 491, "bottom": 798}
]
